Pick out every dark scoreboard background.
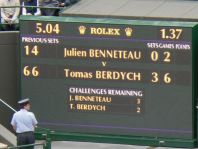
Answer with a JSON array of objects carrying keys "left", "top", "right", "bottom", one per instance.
[{"left": 19, "top": 16, "right": 198, "bottom": 147}]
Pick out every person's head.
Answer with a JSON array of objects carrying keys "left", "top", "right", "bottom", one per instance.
[{"left": 18, "top": 98, "right": 31, "bottom": 110}]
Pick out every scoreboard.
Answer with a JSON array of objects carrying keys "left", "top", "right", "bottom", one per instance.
[{"left": 19, "top": 15, "right": 198, "bottom": 147}]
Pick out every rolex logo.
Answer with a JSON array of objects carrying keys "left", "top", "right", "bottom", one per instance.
[
  {"left": 125, "top": 27, "right": 133, "bottom": 37},
  {"left": 79, "top": 26, "right": 86, "bottom": 35}
]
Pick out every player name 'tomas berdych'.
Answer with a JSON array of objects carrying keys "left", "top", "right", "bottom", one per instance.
[
  {"left": 64, "top": 48, "right": 141, "bottom": 60},
  {"left": 64, "top": 68, "right": 141, "bottom": 81}
]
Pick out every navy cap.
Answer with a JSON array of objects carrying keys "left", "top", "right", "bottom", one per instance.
[{"left": 18, "top": 98, "right": 30, "bottom": 104}]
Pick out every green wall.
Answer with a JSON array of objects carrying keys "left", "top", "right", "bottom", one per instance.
[{"left": 0, "top": 31, "right": 19, "bottom": 131}]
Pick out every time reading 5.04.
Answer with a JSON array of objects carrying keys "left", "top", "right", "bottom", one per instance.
[{"left": 35, "top": 23, "right": 60, "bottom": 34}]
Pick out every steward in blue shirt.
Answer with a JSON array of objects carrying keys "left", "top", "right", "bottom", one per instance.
[{"left": 11, "top": 98, "right": 38, "bottom": 149}]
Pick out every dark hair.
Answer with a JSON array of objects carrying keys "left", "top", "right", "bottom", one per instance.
[{"left": 19, "top": 101, "right": 30, "bottom": 109}]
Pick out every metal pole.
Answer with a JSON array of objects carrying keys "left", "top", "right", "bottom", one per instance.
[
  {"left": 0, "top": 98, "right": 17, "bottom": 112},
  {"left": 44, "top": 138, "right": 51, "bottom": 149},
  {"left": 8, "top": 143, "right": 44, "bottom": 149}
]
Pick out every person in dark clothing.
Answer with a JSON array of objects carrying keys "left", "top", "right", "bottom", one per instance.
[
  {"left": 57, "top": 0, "right": 78, "bottom": 7},
  {"left": 40, "top": 0, "right": 59, "bottom": 16},
  {"left": 22, "top": 0, "right": 41, "bottom": 15},
  {"left": 40, "top": 0, "right": 78, "bottom": 16},
  {"left": 57, "top": 0, "right": 71, "bottom": 7}
]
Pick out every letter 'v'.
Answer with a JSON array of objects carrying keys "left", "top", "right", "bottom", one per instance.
[{"left": 102, "top": 61, "right": 107, "bottom": 67}]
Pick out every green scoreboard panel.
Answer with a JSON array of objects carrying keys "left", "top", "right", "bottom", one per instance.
[{"left": 19, "top": 15, "right": 198, "bottom": 147}]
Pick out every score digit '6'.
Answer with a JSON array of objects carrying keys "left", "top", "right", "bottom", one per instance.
[{"left": 23, "top": 66, "right": 39, "bottom": 77}]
